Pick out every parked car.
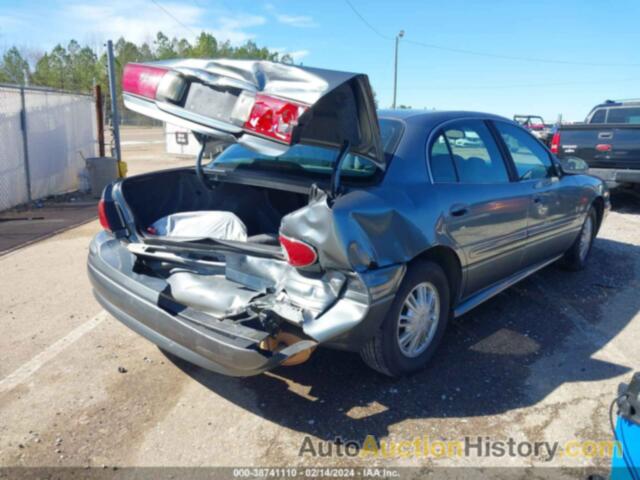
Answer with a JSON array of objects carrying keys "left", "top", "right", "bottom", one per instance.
[
  {"left": 88, "top": 59, "right": 610, "bottom": 377},
  {"left": 513, "top": 114, "right": 553, "bottom": 145},
  {"left": 551, "top": 99, "right": 640, "bottom": 188},
  {"left": 453, "top": 130, "right": 482, "bottom": 147}
]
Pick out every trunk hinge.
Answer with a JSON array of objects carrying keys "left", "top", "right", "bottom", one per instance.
[
  {"left": 194, "top": 135, "right": 231, "bottom": 190},
  {"left": 328, "top": 140, "right": 351, "bottom": 203}
]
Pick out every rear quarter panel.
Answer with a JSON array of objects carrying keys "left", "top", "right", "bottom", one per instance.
[{"left": 279, "top": 118, "right": 462, "bottom": 273}]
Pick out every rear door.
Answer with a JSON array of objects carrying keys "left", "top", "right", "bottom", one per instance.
[
  {"left": 492, "top": 121, "right": 580, "bottom": 267},
  {"left": 121, "top": 59, "right": 385, "bottom": 169},
  {"left": 428, "top": 120, "right": 530, "bottom": 297}
]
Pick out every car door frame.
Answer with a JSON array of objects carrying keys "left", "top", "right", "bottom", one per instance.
[
  {"left": 487, "top": 119, "right": 582, "bottom": 267},
  {"left": 425, "top": 117, "right": 534, "bottom": 300}
]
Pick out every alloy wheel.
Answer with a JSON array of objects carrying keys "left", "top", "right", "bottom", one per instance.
[
  {"left": 579, "top": 215, "right": 593, "bottom": 262},
  {"left": 397, "top": 282, "right": 440, "bottom": 358}
]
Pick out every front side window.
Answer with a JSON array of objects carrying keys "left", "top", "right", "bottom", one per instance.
[
  {"left": 494, "top": 122, "right": 555, "bottom": 180},
  {"left": 442, "top": 121, "right": 509, "bottom": 184}
]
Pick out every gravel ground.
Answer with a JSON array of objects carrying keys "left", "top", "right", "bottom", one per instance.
[{"left": 0, "top": 128, "right": 638, "bottom": 479}]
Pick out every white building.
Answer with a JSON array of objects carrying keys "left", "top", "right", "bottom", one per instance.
[{"left": 164, "top": 123, "right": 201, "bottom": 156}]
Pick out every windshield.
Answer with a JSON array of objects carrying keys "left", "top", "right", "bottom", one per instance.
[{"left": 210, "top": 118, "right": 403, "bottom": 179}]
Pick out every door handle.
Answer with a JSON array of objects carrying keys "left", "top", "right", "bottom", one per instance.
[{"left": 450, "top": 204, "right": 469, "bottom": 217}]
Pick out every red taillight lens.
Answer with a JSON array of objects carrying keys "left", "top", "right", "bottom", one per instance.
[
  {"left": 122, "top": 63, "right": 169, "bottom": 99},
  {"left": 595, "top": 144, "right": 612, "bottom": 152},
  {"left": 98, "top": 199, "right": 111, "bottom": 231},
  {"left": 550, "top": 131, "right": 561, "bottom": 154},
  {"left": 244, "top": 94, "right": 307, "bottom": 144},
  {"left": 279, "top": 234, "right": 317, "bottom": 267}
]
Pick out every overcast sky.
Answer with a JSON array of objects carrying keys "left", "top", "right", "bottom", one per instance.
[{"left": 1, "top": 0, "right": 639, "bottom": 121}]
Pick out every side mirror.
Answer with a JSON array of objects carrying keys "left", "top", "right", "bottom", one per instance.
[{"left": 559, "top": 156, "right": 589, "bottom": 174}]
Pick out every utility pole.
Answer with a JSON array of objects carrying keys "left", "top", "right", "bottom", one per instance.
[
  {"left": 392, "top": 30, "right": 404, "bottom": 109},
  {"left": 106, "top": 40, "right": 121, "bottom": 162}
]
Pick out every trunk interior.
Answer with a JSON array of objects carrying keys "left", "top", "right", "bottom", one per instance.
[
  {"left": 119, "top": 168, "right": 309, "bottom": 243},
  {"left": 117, "top": 168, "right": 320, "bottom": 326}
]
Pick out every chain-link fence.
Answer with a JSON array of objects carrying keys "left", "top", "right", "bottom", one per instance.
[{"left": 0, "top": 84, "right": 97, "bottom": 211}]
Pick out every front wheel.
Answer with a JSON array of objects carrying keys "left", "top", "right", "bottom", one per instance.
[
  {"left": 561, "top": 207, "right": 597, "bottom": 271},
  {"left": 360, "top": 260, "right": 450, "bottom": 376}
]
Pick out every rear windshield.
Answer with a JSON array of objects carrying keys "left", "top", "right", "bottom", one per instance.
[
  {"left": 210, "top": 118, "right": 403, "bottom": 179},
  {"left": 606, "top": 107, "right": 640, "bottom": 124}
]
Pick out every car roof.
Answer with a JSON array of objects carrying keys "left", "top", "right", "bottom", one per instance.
[
  {"left": 591, "top": 99, "right": 640, "bottom": 109},
  {"left": 377, "top": 109, "right": 512, "bottom": 129}
]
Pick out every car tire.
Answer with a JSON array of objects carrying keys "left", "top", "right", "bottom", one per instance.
[
  {"left": 360, "top": 260, "right": 450, "bottom": 377},
  {"left": 561, "top": 206, "right": 597, "bottom": 271}
]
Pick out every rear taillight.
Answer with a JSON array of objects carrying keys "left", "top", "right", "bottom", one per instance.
[
  {"left": 550, "top": 131, "right": 561, "bottom": 154},
  {"left": 241, "top": 94, "right": 308, "bottom": 144},
  {"left": 122, "top": 63, "right": 169, "bottom": 99},
  {"left": 98, "top": 199, "right": 111, "bottom": 231},
  {"left": 596, "top": 144, "right": 612, "bottom": 152},
  {"left": 279, "top": 234, "right": 317, "bottom": 267}
]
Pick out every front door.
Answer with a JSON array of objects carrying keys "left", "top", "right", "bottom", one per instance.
[
  {"left": 492, "top": 121, "right": 580, "bottom": 267},
  {"left": 428, "top": 120, "right": 531, "bottom": 298}
]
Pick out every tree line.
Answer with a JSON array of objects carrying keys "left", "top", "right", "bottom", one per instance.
[
  {"left": 0, "top": 32, "right": 294, "bottom": 124},
  {"left": 0, "top": 32, "right": 293, "bottom": 92}
]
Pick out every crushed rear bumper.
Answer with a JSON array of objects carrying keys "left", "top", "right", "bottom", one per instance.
[
  {"left": 88, "top": 232, "right": 400, "bottom": 376},
  {"left": 88, "top": 233, "right": 316, "bottom": 377}
]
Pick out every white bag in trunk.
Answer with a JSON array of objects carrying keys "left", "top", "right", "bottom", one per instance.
[{"left": 150, "top": 211, "right": 248, "bottom": 242}]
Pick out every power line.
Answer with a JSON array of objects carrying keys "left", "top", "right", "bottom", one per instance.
[
  {"left": 343, "top": 0, "right": 640, "bottom": 67},
  {"left": 403, "top": 38, "right": 640, "bottom": 67},
  {"left": 375, "top": 77, "right": 637, "bottom": 91},
  {"left": 344, "top": 0, "right": 390, "bottom": 40},
  {"left": 149, "top": 0, "right": 199, "bottom": 37}
]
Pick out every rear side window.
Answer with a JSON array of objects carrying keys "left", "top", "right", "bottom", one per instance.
[
  {"left": 607, "top": 107, "right": 640, "bottom": 124},
  {"left": 440, "top": 120, "right": 509, "bottom": 184},
  {"left": 429, "top": 134, "right": 457, "bottom": 183},
  {"left": 494, "top": 122, "right": 555, "bottom": 180},
  {"left": 590, "top": 109, "right": 607, "bottom": 124}
]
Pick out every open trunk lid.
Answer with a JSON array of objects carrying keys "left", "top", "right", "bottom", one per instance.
[{"left": 122, "top": 59, "right": 385, "bottom": 169}]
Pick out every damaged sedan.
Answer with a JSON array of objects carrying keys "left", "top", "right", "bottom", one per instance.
[{"left": 88, "top": 59, "right": 610, "bottom": 376}]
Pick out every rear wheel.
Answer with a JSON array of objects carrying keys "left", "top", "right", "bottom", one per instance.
[
  {"left": 561, "top": 206, "right": 597, "bottom": 271},
  {"left": 360, "top": 260, "right": 450, "bottom": 376}
]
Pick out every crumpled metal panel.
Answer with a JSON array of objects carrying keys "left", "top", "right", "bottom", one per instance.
[
  {"left": 124, "top": 59, "right": 384, "bottom": 168},
  {"left": 168, "top": 59, "right": 334, "bottom": 105},
  {"left": 224, "top": 253, "right": 346, "bottom": 320},
  {"left": 167, "top": 270, "right": 262, "bottom": 317},
  {"left": 280, "top": 187, "right": 429, "bottom": 272}
]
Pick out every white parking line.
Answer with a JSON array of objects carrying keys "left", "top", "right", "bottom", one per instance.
[{"left": 0, "top": 311, "right": 109, "bottom": 394}]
